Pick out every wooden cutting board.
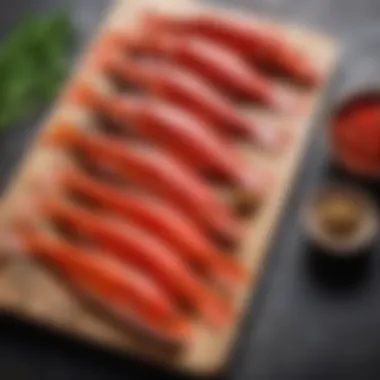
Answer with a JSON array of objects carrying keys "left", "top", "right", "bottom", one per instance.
[{"left": 0, "top": 0, "right": 338, "bottom": 375}]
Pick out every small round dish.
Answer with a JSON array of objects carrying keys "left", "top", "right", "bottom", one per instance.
[
  {"left": 329, "top": 26, "right": 380, "bottom": 107},
  {"left": 303, "top": 184, "right": 379, "bottom": 257},
  {"left": 329, "top": 92, "right": 380, "bottom": 179},
  {"left": 326, "top": 27, "right": 380, "bottom": 179}
]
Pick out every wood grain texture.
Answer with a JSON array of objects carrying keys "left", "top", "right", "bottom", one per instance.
[{"left": 0, "top": 0, "right": 338, "bottom": 375}]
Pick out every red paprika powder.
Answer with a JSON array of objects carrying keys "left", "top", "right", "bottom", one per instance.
[{"left": 332, "top": 93, "right": 380, "bottom": 177}]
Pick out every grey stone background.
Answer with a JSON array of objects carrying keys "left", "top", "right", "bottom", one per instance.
[{"left": 1, "top": 0, "right": 380, "bottom": 379}]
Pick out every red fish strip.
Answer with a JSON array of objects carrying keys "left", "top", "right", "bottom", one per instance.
[
  {"left": 14, "top": 224, "right": 191, "bottom": 341},
  {"left": 36, "top": 197, "right": 234, "bottom": 327},
  {"left": 97, "top": 30, "right": 292, "bottom": 110},
  {"left": 42, "top": 121, "right": 240, "bottom": 243},
  {"left": 145, "top": 12, "right": 320, "bottom": 85},
  {"left": 69, "top": 82, "right": 271, "bottom": 191},
  {"left": 88, "top": 42, "right": 287, "bottom": 152},
  {"left": 58, "top": 167, "right": 248, "bottom": 286}
]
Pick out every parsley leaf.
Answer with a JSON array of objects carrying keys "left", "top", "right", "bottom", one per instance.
[{"left": 0, "top": 9, "right": 75, "bottom": 130}]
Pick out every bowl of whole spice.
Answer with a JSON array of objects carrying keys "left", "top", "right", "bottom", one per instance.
[{"left": 304, "top": 184, "right": 379, "bottom": 257}]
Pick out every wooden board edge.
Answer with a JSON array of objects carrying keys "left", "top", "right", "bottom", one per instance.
[{"left": 185, "top": 50, "right": 339, "bottom": 377}]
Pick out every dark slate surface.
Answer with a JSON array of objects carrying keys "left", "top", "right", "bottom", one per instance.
[{"left": 1, "top": 0, "right": 380, "bottom": 379}]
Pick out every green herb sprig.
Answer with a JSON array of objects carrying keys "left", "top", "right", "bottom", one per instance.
[{"left": 0, "top": 10, "right": 75, "bottom": 129}]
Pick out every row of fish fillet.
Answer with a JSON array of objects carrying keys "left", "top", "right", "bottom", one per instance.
[{"left": 0, "top": 10, "right": 320, "bottom": 344}]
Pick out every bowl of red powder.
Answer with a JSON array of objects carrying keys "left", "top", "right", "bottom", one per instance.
[
  {"left": 330, "top": 91, "right": 380, "bottom": 178},
  {"left": 328, "top": 27, "right": 380, "bottom": 178}
]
